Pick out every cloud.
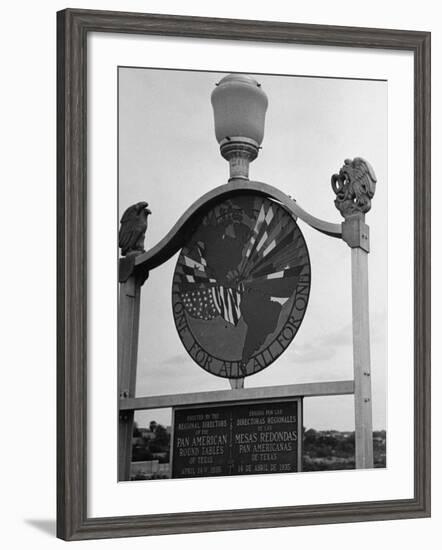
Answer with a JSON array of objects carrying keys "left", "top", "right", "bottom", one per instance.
[
  {"left": 158, "top": 354, "right": 190, "bottom": 367},
  {"left": 287, "top": 308, "right": 387, "bottom": 366},
  {"left": 287, "top": 323, "right": 352, "bottom": 364},
  {"left": 152, "top": 324, "right": 353, "bottom": 370}
]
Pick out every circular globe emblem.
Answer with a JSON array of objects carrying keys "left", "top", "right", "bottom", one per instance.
[{"left": 172, "top": 194, "right": 311, "bottom": 378}]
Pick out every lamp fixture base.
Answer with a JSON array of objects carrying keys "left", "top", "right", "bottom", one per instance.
[{"left": 219, "top": 137, "right": 260, "bottom": 182}]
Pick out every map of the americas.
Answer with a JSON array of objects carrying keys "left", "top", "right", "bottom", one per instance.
[{"left": 172, "top": 194, "right": 311, "bottom": 378}]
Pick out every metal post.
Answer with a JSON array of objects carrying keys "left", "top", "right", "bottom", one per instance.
[
  {"left": 118, "top": 274, "right": 142, "bottom": 481},
  {"left": 297, "top": 397, "right": 303, "bottom": 472},
  {"left": 351, "top": 246, "right": 374, "bottom": 468},
  {"left": 343, "top": 214, "right": 374, "bottom": 469},
  {"left": 229, "top": 378, "right": 244, "bottom": 389},
  {"left": 331, "top": 157, "right": 377, "bottom": 469}
]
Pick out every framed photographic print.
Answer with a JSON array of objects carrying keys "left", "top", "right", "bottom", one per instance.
[{"left": 57, "top": 8, "right": 431, "bottom": 541}]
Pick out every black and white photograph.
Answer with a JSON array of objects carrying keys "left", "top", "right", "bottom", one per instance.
[
  {"left": 118, "top": 67, "right": 387, "bottom": 482},
  {"left": 1, "top": 0, "right": 436, "bottom": 546}
]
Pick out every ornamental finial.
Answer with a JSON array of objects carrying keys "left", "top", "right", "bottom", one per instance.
[{"left": 331, "top": 158, "right": 377, "bottom": 218}]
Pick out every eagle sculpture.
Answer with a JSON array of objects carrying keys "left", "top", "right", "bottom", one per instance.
[
  {"left": 118, "top": 201, "right": 151, "bottom": 256},
  {"left": 331, "top": 157, "right": 377, "bottom": 218}
]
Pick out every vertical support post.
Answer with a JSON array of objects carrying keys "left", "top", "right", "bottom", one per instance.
[
  {"left": 229, "top": 378, "right": 244, "bottom": 389},
  {"left": 331, "top": 157, "right": 377, "bottom": 469},
  {"left": 342, "top": 214, "right": 374, "bottom": 469},
  {"left": 117, "top": 201, "right": 150, "bottom": 480},
  {"left": 169, "top": 407, "right": 176, "bottom": 479},
  {"left": 118, "top": 274, "right": 142, "bottom": 481},
  {"left": 351, "top": 246, "right": 374, "bottom": 469},
  {"left": 297, "top": 397, "right": 303, "bottom": 472}
]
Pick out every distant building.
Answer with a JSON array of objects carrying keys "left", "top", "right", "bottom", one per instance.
[{"left": 131, "top": 460, "right": 171, "bottom": 479}]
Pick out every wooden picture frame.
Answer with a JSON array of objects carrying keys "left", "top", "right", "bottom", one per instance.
[{"left": 57, "top": 8, "right": 431, "bottom": 541}]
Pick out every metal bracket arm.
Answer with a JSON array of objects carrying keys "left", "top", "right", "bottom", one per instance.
[{"left": 132, "top": 180, "right": 342, "bottom": 275}]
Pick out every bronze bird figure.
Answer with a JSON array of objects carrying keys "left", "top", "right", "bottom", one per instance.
[{"left": 118, "top": 201, "right": 151, "bottom": 256}]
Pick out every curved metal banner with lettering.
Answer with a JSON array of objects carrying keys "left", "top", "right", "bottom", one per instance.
[{"left": 172, "top": 193, "right": 311, "bottom": 378}]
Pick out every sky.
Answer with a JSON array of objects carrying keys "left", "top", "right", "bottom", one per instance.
[{"left": 118, "top": 66, "right": 387, "bottom": 431}]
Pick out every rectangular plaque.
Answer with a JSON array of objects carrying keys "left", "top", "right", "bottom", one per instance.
[{"left": 172, "top": 400, "right": 301, "bottom": 478}]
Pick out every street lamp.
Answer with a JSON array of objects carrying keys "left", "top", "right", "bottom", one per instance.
[{"left": 211, "top": 73, "right": 268, "bottom": 181}]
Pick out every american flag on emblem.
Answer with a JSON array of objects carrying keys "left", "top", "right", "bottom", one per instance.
[
  {"left": 181, "top": 285, "right": 242, "bottom": 325},
  {"left": 177, "top": 243, "right": 243, "bottom": 323},
  {"left": 211, "top": 285, "right": 242, "bottom": 325}
]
